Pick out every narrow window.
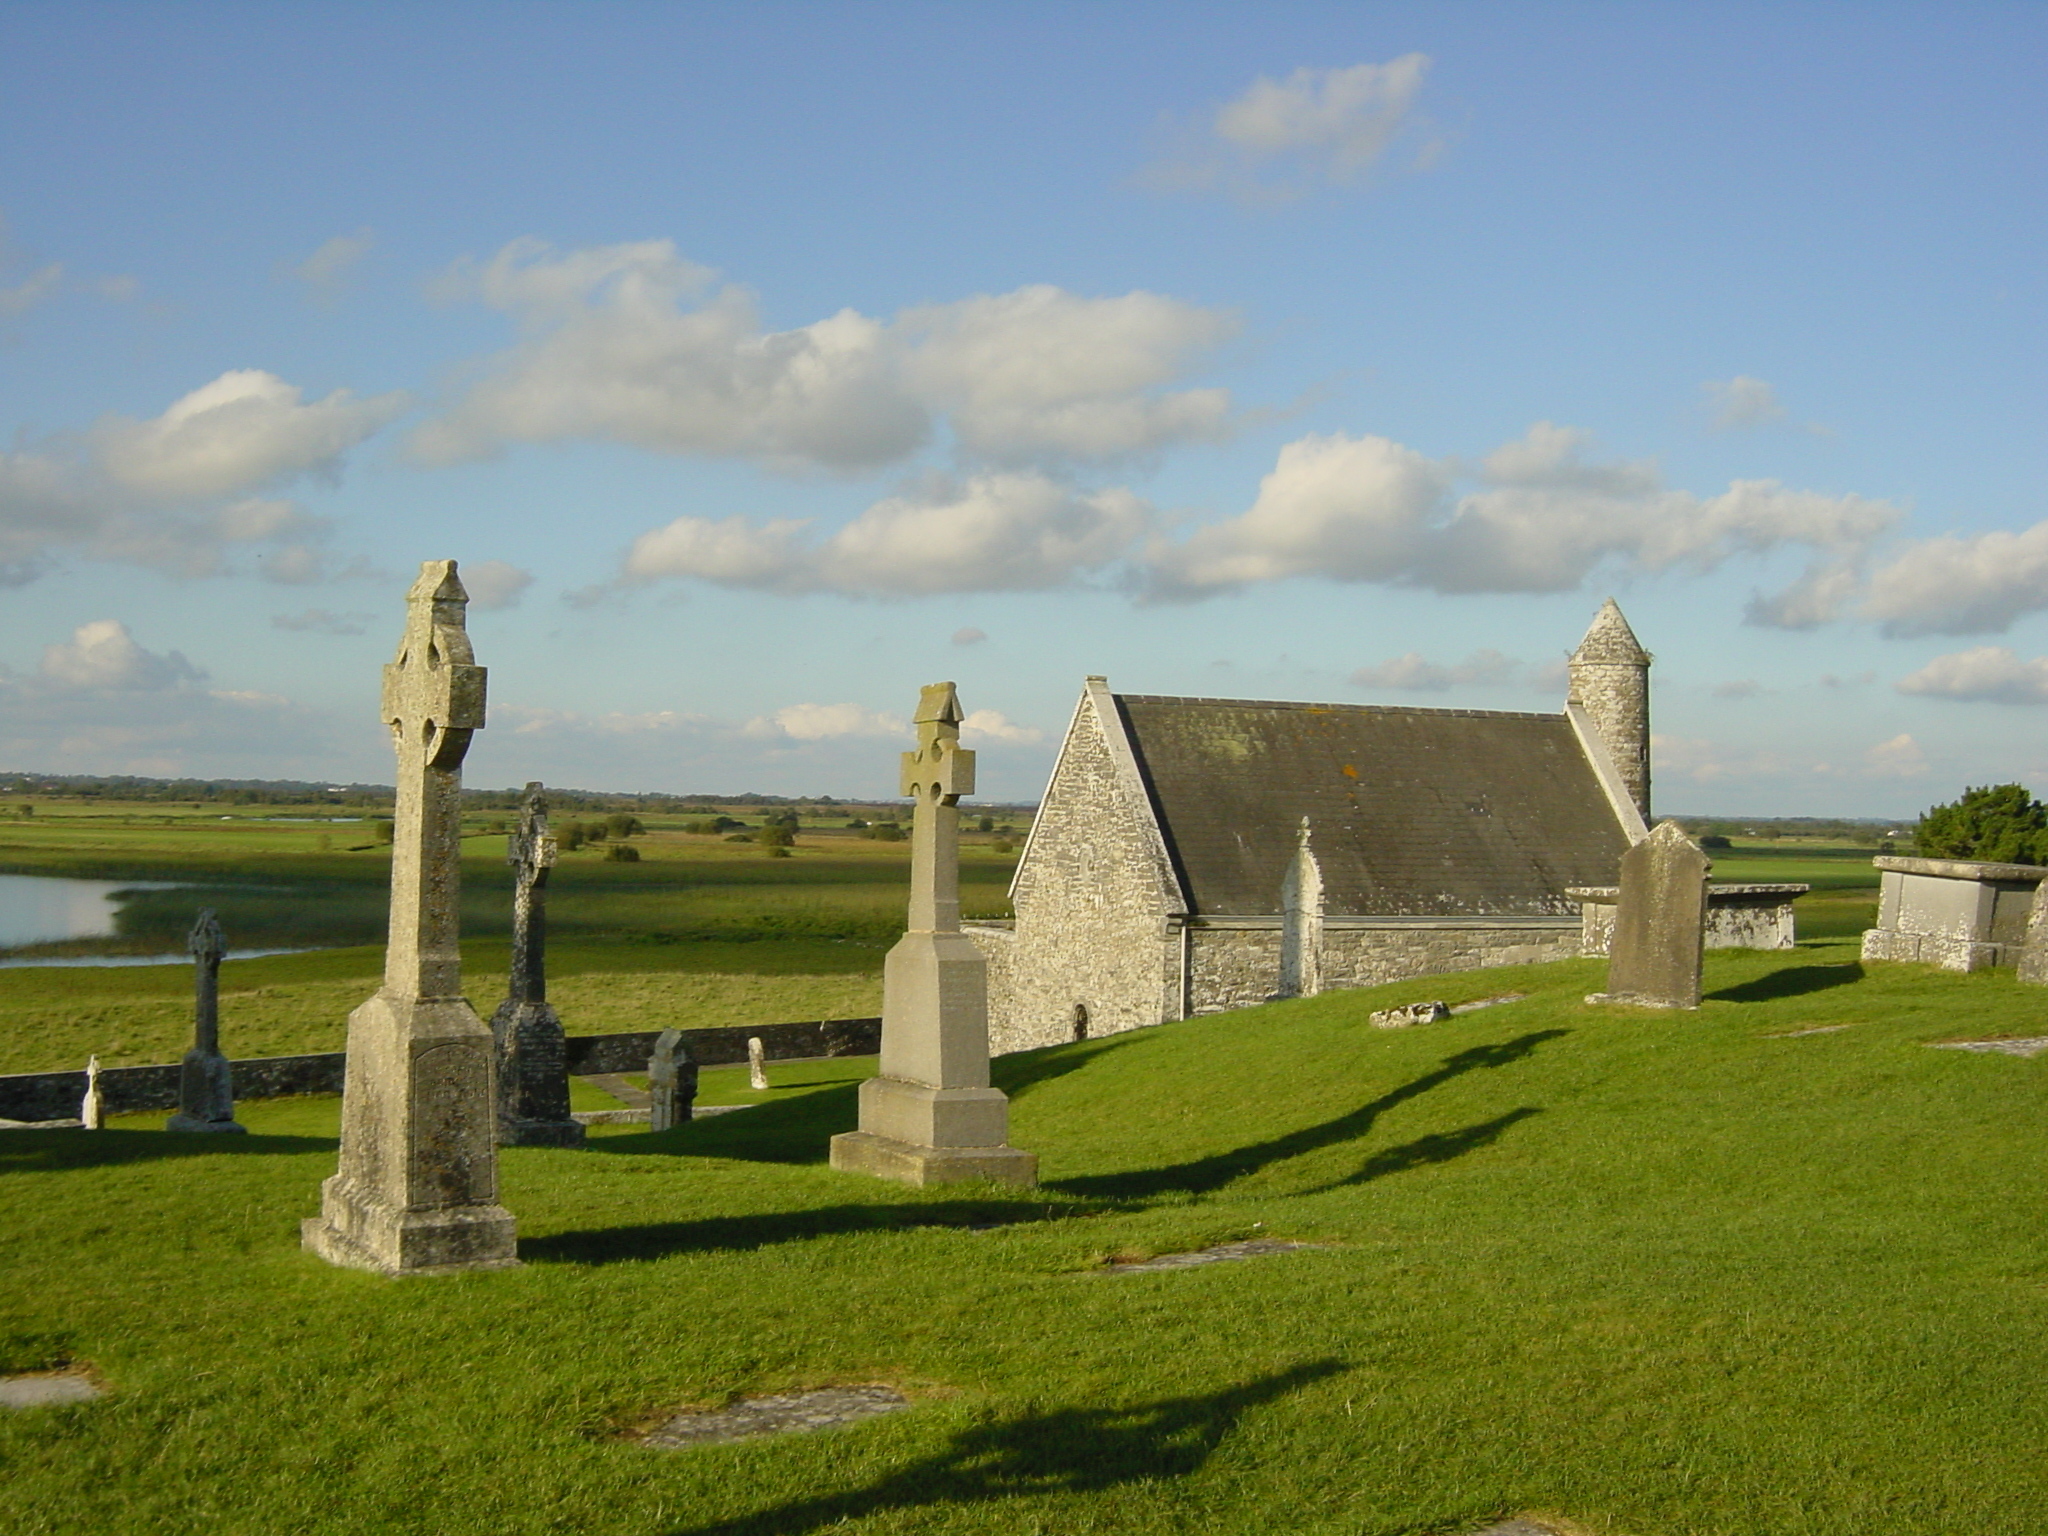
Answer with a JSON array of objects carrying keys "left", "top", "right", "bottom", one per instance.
[{"left": 1072, "top": 1003, "right": 1090, "bottom": 1041}]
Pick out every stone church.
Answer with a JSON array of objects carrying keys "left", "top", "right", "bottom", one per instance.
[{"left": 967, "top": 601, "right": 1653, "bottom": 1054}]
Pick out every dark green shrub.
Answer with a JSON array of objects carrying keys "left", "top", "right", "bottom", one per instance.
[
  {"left": 603, "top": 843, "right": 640, "bottom": 862},
  {"left": 1915, "top": 784, "right": 2048, "bottom": 864}
]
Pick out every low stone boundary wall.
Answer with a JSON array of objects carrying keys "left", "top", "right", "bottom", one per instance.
[{"left": 0, "top": 1018, "right": 882, "bottom": 1125}]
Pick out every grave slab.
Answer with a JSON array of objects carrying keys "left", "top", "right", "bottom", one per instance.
[{"left": 640, "top": 1385, "right": 909, "bottom": 1448}]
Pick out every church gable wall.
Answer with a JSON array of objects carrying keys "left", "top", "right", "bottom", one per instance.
[{"left": 979, "top": 694, "right": 1177, "bottom": 1053}]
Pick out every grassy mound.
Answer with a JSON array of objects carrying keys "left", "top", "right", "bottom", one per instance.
[{"left": 7, "top": 939, "right": 2048, "bottom": 1534}]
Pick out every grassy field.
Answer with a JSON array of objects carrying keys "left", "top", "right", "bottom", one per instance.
[
  {"left": 0, "top": 800, "right": 1012, "bottom": 1073},
  {"left": 6, "top": 936, "right": 2048, "bottom": 1534}
]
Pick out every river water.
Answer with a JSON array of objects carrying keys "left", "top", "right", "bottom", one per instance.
[{"left": 0, "top": 873, "right": 306, "bottom": 967}]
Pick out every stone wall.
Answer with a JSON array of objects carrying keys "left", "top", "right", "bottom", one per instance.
[
  {"left": 981, "top": 692, "right": 1180, "bottom": 1054},
  {"left": 1861, "top": 856, "right": 2043, "bottom": 972},
  {"left": 1188, "top": 919, "right": 1582, "bottom": 1014},
  {"left": 0, "top": 1017, "right": 882, "bottom": 1125}
]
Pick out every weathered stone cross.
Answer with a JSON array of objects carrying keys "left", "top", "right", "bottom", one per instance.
[
  {"left": 830, "top": 682, "right": 1035, "bottom": 1187},
  {"left": 303, "top": 560, "right": 518, "bottom": 1275},
  {"left": 489, "top": 783, "right": 583, "bottom": 1147},
  {"left": 505, "top": 783, "right": 554, "bottom": 1008},
  {"left": 165, "top": 908, "right": 244, "bottom": 1133}
]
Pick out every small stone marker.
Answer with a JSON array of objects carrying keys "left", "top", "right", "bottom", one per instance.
[
  {"left": 0, "top": 1372, "right": 102, "bottom": 1409},
  {"left": 166, "top": 910, "right": 246, "bottom": 1134},
  {"left": 488, "top": 784, "right": 585, "bottom": 1148},
  {"left": 640, "top": 1384, "right": 908, "bottom": 1449},
  {"left": 830, "top": 683, "right": 1036, "bottom": 1187},
  {"left": 1586, "top": 820, "right": 1709, "bottom": 1010},
  {"left": 1371, "top": 1000, "right": 1449, "bottom": 1028},
  {"left": 1928, "top": 1037, "right": 2048, "bottom": 1057},
  {"left": 303, "top": 561, "right": 519, "bottom": 1278},
  {"left": 648, "top": 1029, "right": 697, "bottom": 1130},
  {"left": 747, "top": 1036, "right": 769, "bottom": 1091},
  {"left": 79, "top": 1055, "right": 103, "bottom": 1130}
]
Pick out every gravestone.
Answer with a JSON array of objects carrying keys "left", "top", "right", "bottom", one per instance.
[
  {"left": 830, "top": 682, "right": 1036, "bottom": 1187},
  {"left": 165, "top": 909, "right": 246, "bottom": 1133},
  {"left": 302, "top": 561, "right": 519, "bottom": 1276},
  {"left": 488, "top": 784, "right": 584, "bottom": 1147},
  {"left": 79, "top": 1055, "right": 103, "bottom": 1130},
  {"left": 2017, "top": 881, "right": 2048, "bottom": 986},
  {"left": 747, "top": 1036, "right": 769, "bottom": 1091},
  {"left": 1587, "top": 819, "right": 1709, "bottom": 1009},
  {"left": 648, "top": 1029, "right": 697, "bottom": 1130}
]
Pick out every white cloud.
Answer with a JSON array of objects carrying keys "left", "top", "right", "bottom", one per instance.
[
  {"left": 1861, "top": 521, "right": 2048, "bottom": 636},
  {"left": 951, "top": 627, "right": 989, "bottom": 647},
  {"left": 1652, "top": 730, "right": 1928, "bottom": 786},
  {"left": 1703, "top": 376, "right": 1786, "bottom": 430},
  {"left": 412, "top": 240, "right": 1237, "bottom": 472},
  {"left": 898, "top": 285, "right": 1237, "bottom": 463},
  {"left": 290, "top": 228, "right": 374, "bottom": 299},
  {"left": 461, "top": 559, "right": 534, "bottom": 610},
  {"left": 1864, "top": 733, "right": 1929, "bottom": 777},
  {"left": 0, "top": 371, "right": 403, "bottom": 583},
  {"left": 1148, "top": 57, "right": 1436, "bottom": 200},
  {"left": 1895, "top": 646, "right": 2048, "bottom": 705},
  {"left": 744, "top": 703, "right": 908, "bottom": 741},
  {"left": 38, "top": 620, "right": 203, "bottom": 692},
  {"left": 0, "top": 262, "right": 62, "bottom": 317},
  {"left": 1350, "top": 649, "right": 1518, "bottom": 692},
  {"left": 272, "top": 609, "right": 371, "bottom": 636},
  {"left": 1712, "top": 679, "right": 1763, "bottom": 699},
  {"left": 623, "top": 472, "right": 1153, "bottom": 597},
  {"left": 960, "top": 710, "right": 1043, "bottom": 744},
  {"left": 1144, "top": 422, "right": 1898, "bottom": 601}
]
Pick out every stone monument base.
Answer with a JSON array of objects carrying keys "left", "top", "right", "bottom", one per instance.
[
  {"left": 828, "top": 1129, "right": 1037, "bottom": 1188},
  {"left": 1585, "top": 991, "right": 1697, "bottom": 1010},
  {"left": 301, "top": 1185, "right": 520, "bottom": 1278},
  {"left": 500, "top": 1117, "right": 586, "bottom": 1149},
  {"left": 164, "top": 1113, "right": 246, "bottom": 1134}
]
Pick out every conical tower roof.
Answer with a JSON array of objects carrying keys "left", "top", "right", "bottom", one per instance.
[{"left": 1571, "top": 598, "right": 1650, "bottom": 665}]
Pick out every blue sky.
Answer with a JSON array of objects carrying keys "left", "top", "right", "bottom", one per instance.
[{"left": 1, "top": 2, "right": 2042, "bottom": 814}]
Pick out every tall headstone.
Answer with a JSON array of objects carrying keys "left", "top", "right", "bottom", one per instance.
[
  {"left": 747, "top": 1036, "right": 769, "bottom": 1091},
  {"left": 303, "top": 560, "right": 519, "bottom": 1276},
  {"left": 830, "top": 683, "right": 1036, "bottom": 1187},
  {"left": 1587, "top": 820, "right": 1709, "bottom": 1010},
  {"left": 79, "top": 1055, "right": 103, "bottom": 1130},
  {"left": 489, "top": 784, "right": 585, "bottom": 1148},
  {"left": 165, "top": 909, "right": 246, "bottom": 1134},
  {"left": 648, "top": 1029, "right": 697, "bottom": 1131}
]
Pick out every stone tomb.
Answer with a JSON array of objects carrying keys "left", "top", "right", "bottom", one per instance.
[
  {"left": 830, "top": 683, "right": 1036, "bottom": 1187},
  {"left": 1571, "top": 881, "right": 1808, "bottom": 954},
  {"left": 1586, "top": 820, "right": 1709, "bottom": 1010},
  {"left": 1862, "top": 855, "right": 2045, "bottom": 973},
  {"left": 489, "top": 783, "right": 585, "bottom": 1147},
  {"left": 303, "top": 561, "right": 518, "bottom": 1277},
  {"left": 165, "top": 909, "right": 246, "bottom": 1134}
]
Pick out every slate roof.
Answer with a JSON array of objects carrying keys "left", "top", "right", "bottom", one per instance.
[{"left": 1113, "top": 694, "right": 1630, "bottom": 918}]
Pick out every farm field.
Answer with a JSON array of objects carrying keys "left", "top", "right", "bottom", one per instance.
[
  {"left": 6, "top": 936, "right": 2047, "bottom": 1534},
  {"left": 0, "top": 798, "right": 1020, "bottom": 1073}
]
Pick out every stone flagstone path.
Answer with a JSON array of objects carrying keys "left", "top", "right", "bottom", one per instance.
[
  {"left": 1102, "top": 1239, "right": 1323, "bottom": 1275},
  {"left": 1, "top": 1372, "right": 102, "bottom": 1408},
  {"left": 641, "top": 1385, "right": 909, "bottom": 1448}
]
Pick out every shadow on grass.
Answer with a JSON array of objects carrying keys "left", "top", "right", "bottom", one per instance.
[
  {"left": 584, "top": 1035, "right": 1145, "bottom": 1166},
  {"left": 1707, "top": 962, "right": 1864, "bottom": 1003},
  {"left": 0, "top": 1128, "right": 335, "bottom": 1172},
  {"left": 522, "top": 1196, "right": 1103, "bottom": 1266},
  {"left": 1304, "top": 1106, "right": 1543, "bottom": 1194},
  {"left": 1051, "top": 1030, "right": 1570, "bottom": 1201},
  {"left": 664, "top": 1359, "right": 1347, "bottom": 1536}
]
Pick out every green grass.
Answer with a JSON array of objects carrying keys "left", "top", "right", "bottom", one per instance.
[{"left": 8, "top": 940, "right": 2048, "bottom": 1533}]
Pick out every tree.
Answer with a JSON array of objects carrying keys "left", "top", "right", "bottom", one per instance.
[
  {"left": 757, "top": 824, "right": 795, "bottom": 852},
  {"left": 604, "top": 842, "right": 640, "bottom": 862},
  {"left": 605, "top": 813, "right": 643, "bottom": 839},
  {"left": 1915, "top": 784, "right": 2048, "bottom": 864}
]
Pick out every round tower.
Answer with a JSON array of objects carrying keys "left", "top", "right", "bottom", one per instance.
[{"left": 1568, "top": 598, "right": 1652, "bottom": 822}]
